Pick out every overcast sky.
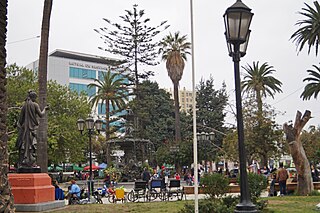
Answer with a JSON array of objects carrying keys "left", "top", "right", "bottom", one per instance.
[{"left": 6, "top": 0, "right": 319, "bottom": 128}]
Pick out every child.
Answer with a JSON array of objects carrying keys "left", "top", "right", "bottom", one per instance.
[{"left": 269, "top": 173, "right": 277, "bottom": 197}]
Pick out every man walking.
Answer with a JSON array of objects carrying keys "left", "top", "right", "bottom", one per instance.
[{"left": 276, "top": 162, "right": 289, "bottom": 196}]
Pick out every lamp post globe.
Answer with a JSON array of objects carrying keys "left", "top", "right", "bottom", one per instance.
[{"left": 224, "top": 1, "right": 256, "bottom": 212}]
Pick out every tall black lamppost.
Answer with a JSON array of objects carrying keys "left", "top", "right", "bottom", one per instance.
[
  {"left": 77, "top": 117, "right": 103, "bottom": 202},
  {"left": 196, "top": 132, "right": 214, "bottom": 173},
  {"left": 224, "top": 1, "right": 256, "bottom": 212}
]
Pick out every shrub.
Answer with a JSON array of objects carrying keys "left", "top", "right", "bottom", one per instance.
[
  {"left": 179, "top": 199, "right": 235, "bottom": 213},
  {"left": 201, "top": 173, "right": 229, "bottom": 198},
  {"left": 222, "top": 195, "right": 239, "bottom": 208},
  {"left": 238, "top": 173, "right": 268, "bottom": 200}
]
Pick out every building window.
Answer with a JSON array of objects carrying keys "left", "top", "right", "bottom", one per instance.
[
  {"left": 69, "top": 83, "right": 95, "bottom": 97},
  {"left": 69, "top": 67, "right": 96, "bottom": 79}
]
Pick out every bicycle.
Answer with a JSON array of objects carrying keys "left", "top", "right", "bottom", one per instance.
[
  {"left": 162, "top": 179, "right": 184, "bottom": 201},
  {"left": 146, "top": 179, "right": 166, "bottom": 201},
  {"left": 127, "top": 181, "right": 148, "bottom": 202}
]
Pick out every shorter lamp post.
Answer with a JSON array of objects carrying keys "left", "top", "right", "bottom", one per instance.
[
  {"left": 77, "top": 117, "right": 103, "bottom": 202},
  {"left": 196, "top": 132, "right": 214, "bottom": 173}
]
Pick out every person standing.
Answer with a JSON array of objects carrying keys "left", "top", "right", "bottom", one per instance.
[
  {"left": 142, "top": 167, "right": 151, "bottom": 182},
  {"left": 311, "top": 164, "right": 319, "bottom": 182},
  {"left": 276, "top": 162, "right": 289, "bottom": 196}
]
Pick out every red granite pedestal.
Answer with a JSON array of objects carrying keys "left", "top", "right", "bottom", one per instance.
[
  {"left": 8, "top": 173, "right": 54, "bottom": 204},
  {"left": 8, "top": 173, "right": 64, "bottom": 212}
]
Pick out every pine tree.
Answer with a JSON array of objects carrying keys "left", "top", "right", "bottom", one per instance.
[{"left": 95, "top": 4, "right": 169, "bottom": 88}]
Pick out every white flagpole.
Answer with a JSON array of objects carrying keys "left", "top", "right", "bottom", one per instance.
[{"left": 190, "top": 0, "right": 198, "bottom": 212}]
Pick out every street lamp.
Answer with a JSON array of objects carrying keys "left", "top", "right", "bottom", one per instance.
[
  {"left": 224, "top": 1, "right": 256, "bottom": 212},
  {"left": 77, "top": 117, "right": 103, "bottom": 202},
  {"left": 196, "top": 132, "right": 214, "bottom": 173}
]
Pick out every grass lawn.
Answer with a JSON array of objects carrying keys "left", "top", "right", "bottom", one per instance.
[
  {"left": 262, "top": 196, "right": 320, "bottom": 213},
  {"left": 50, "top": 201, "right": 189, "bottom": 213},
  {"left": 49, "top": 196, "right": 320, "bottom": 213}
]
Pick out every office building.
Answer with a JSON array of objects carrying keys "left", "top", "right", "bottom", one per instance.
[
  {"left": 27, "top": 49, "right": 125, "bottom": 116},
  {"left": 165, "top": 87, "right": 194, "bottom": 113}
]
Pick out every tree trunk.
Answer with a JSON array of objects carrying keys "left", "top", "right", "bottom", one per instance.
[
  {"left": 0, "top": 0, "right": 15, "bottom": 211},
  {"left": 283, "top": 110, "right": 313, "bottom": 195},
  {"left": 173, "top": 83, "right": 181, "bottom": 142},
  {"left": 105, "top": 100, "right": 111, "bottom": 164},
  {"left": 37, "top": 0, "right": 52, "bottom": 173}
]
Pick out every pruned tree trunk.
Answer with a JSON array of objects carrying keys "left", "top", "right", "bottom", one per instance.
[{"left": 283, "top": 110, "right": 313, "bottom": 195}]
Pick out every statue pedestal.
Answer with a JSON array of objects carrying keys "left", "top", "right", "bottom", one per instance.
[{"left": 8, "top": 173, "right": 64, "bottom": 211}]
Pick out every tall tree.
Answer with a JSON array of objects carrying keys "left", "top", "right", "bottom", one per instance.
[
  {"left": 88, "top": 69, "right": 129, "bottom": 163},
  {"left": 242, "top": 96, "right": 284, "bottom": 165},
  {"left": 95, "top": 4, "right": 169, "bottom": 88},
  {"left": 196, "top": 77, "right": 228, "bottom": 163},
  {"left": 291, "top": 1, "right": 320, "bottom": 56},
  {"left": 242, "top": 62, "right": 282, "bottom": 166},
  {"left": 301, "top": 126, "right": 320, "bottom": 164},
  {"left": 47, "top": 81, "right": 91, "bottom": 164},
  {"left": 37, "top": 0, "right": 53, "bottom": 172},
  {"left": 0, "top": 0, "right": 15, "bottom": 211},
  {"left": 129, "top": 80, "right": 175, "bottom": 148},
  {"left": 300, "top": 64, "right": 320, "bottom": 100},
  {"left": 159, "top": 32, "right": 191, "bottom": 142}
]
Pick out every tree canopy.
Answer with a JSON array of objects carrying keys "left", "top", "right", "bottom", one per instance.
[
  {"left": 6, "top": 64, "right": 91, "bottom": 165},
  {"left": 95, "top": 4, "right": 169, "bottom": 86}
]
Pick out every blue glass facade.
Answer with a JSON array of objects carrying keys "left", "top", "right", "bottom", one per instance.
[
  {"left": 69, "top": 83, "right": 96, "bottom": 97},
  {"left": 98, "top": 71, "right": 129, "bottom": 84},
  {"left": 69, "top": 67, "right": 96, "bottom": 79}
]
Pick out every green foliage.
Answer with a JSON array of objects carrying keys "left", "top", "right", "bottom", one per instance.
[
  {"left": 290, "top": 1, "right": 320, "bottom": 56},
  {"left": 221, "top": 129, "right": 238, "bottom": 162},
  {"left": 201, "top": 173, "right": 229, "bottom": 198},
  {"left": 179, "top": 199, "right": 235, "bottom": 213},
  {"left": 238, "top": 173, "right": 268, "bottom": 200},
  {"left": 47, "top": 80, "right": 91, "bottom": 164},
  {"left": 301, "top": 126, "right": 320, "bottom": 164},
  {"left": 196, "top": 77, "right": 228, "bottom": 161},
  {"left": 6, "top": 64, "right": 91, "bottom": 165},
  {"left": 300, "top": 64, "right": 320, "bottom": 100},
  {"left": 308, "top": 190, "right": 320, "bottom": 196},
  {"left": 88, "top": 69, "right": 130, "bottom": 138},
  {"left": 242, "top": 96, "right": 285, "bottom": 164},
  {"left": 129, "top": 80, "right": 175, "bottom": 148}
]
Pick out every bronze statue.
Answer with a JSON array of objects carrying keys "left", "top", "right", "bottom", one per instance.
[{"left": 16, "top": 90, "right": 49, "bottom": 169}]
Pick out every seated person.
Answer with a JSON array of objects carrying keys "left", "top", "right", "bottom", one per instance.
[{"left": 68, "top": 179, "right": 81, "bottom": 201}]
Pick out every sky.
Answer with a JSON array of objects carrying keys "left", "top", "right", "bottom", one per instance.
[{"left": 6, "top": 0, "right": 320, "bottom": 128}]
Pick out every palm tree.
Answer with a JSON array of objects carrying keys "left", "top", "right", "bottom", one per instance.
[
  {"left": 0, "top": 0, "right": 15, "bottom": 211},
  {"left": 159, "top": 32, "right": 191, "bottom": 142},
  {"left": 37, "top": 0, "right": 53, "bottom": 172},
  {"left": 88, "top": 69, "right": 129, "bottom": 163},
  {"left": 242, "top": 61, "right": 282, "bottom": 166},
  {"left": 301, "top": 64, "right": 320, "bottom": 100},
  {"left": 242, "top": 62, "right": 282, "bottom": 119},
  {"left": 291, "top": 1, "right": 320, "bottom": 56}
]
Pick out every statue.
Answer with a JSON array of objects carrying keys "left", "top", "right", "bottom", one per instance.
[{"left": 16, "top": 90, "right": 49, "bottom": 170}]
